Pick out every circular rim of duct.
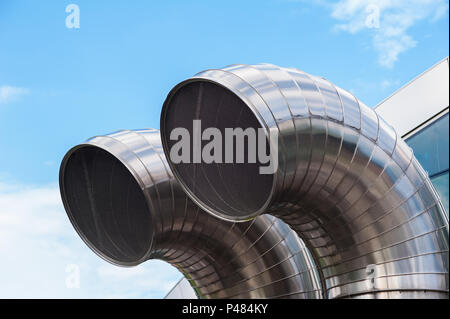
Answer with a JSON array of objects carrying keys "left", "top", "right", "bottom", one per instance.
[
  {"left": 59, "top": 142, "right": 154, "bottom": 267},
  {"left": 160, "top": 77, "right": 277, "bottom": 222}
]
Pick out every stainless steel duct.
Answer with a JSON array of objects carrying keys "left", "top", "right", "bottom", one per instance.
[
  {"left": 59, "top": 129, "right": 322, "bottom": 299},
  {"left": 160, "top": 63, "right": 449, "bottom": 299}
]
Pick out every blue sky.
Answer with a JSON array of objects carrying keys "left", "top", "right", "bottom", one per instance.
[{"left": 0, "top": 0, "right": 448, "bottom": 298}]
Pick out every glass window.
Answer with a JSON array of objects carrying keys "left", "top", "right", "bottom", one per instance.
[
  {"left": 405, "top": 113, "right": 449, "bottom": 176},
  {"left": 406, "top": 113, "right": 449, "bottom": 215},
  {"left": 431, "top": 172, "right": 449, "bottom": 217}
]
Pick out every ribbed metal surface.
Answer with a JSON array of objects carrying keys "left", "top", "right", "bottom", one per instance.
[
  {"left": 160, "top": 63, "right": 449, "bottom": 299},
  {"left": 60, "top": 129, "right": 322, "bottom": 299}
]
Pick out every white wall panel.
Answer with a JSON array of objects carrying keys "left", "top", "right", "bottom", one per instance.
[{"left": 375, "top": 58, "right": 449, "bottom": 137}]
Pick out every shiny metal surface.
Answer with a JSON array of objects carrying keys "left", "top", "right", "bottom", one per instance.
[
  {"left": 59, "top": 129, "right": 322, "bottom": 299},
  {"left": 160, "top": 63, "right": 449, "bottom": 299}
]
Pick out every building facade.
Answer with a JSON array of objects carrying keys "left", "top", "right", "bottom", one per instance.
[{"left": 375, "top": 57, "right": 449, "bottom": 215}]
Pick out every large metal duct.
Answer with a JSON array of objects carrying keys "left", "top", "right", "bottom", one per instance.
[
  {"left": 59, "top": 129, "right": 322, "bottom": 299},
  {"left": 160, "top": 63, "right": 449, "bottom": 299}
]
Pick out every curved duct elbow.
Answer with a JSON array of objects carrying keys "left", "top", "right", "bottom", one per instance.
[
  {"left": 160, "top": 63, "right": 449, "bottom": 298},
  {"left": 60, "top": 129, "right": 322, "bottom": 299}
]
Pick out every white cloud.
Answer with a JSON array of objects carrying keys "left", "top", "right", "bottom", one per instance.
[
  {"left": 321, "top": 0, "right": 448, "bottom": 67},
  {"left": 0, "top": 85, "right": 29, "bottom": 104},
  {"left": 380, "top": 78, "right": 402, "bottom": 90},
  {"left": 0, "top": 181, "right": 181, "bottom": 298}
]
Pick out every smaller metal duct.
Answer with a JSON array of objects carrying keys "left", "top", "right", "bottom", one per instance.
[
  {"left": 59, "top": 129, "right": 322, "bottom": 299},
  {"left": 160, "top": 63, "right": 449, "bottom": 298}
]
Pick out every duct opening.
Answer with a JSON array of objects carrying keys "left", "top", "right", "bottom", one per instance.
[
  {"left": 162, "top": 80, "right": 274, "bottom": 220},
  {"left": 60, "top": 145, "right": 153, "bottom": 265}
]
